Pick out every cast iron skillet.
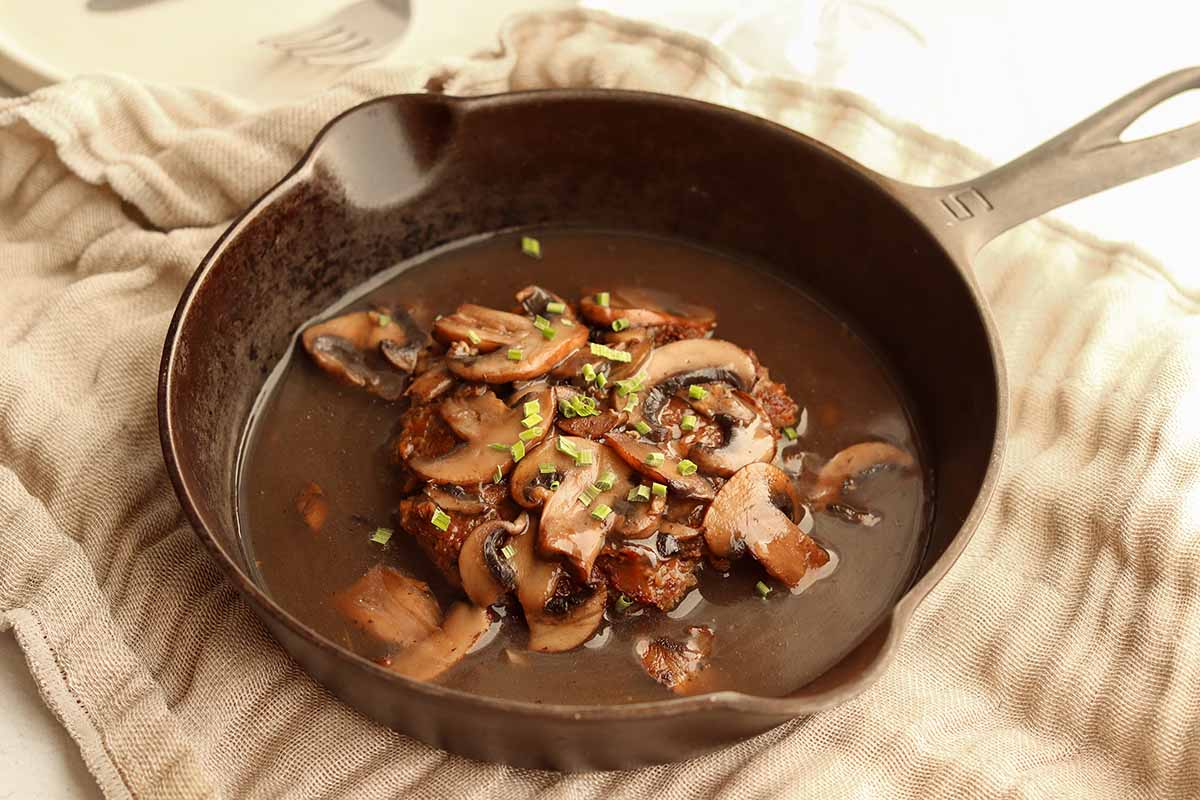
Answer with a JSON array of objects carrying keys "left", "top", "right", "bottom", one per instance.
[{"left": 159, "top": 69, "right": 1200, "bottom": 770}]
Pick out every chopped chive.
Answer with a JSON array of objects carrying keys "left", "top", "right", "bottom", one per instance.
[
  {"left": 507, "top": 349, "right": 523, "bottom": 361},
  {"left": 680, "top": 414, "right": 698, "bottom": 432},
  {"left": 783, "top": 426, "right": 798, "bottom": 441},
  {"left": 677, "top": 459, "right": 698, "bottom": 476},
  {"left": 595, "top": 470, "right": 617, "bottom": 492},
  {"left": 533, "top": 315, "right": 556, "bottom": 340},
  {"left": 596, "top": 291, "right": 610, "bottom": 307},
  {"left": 688, "top": 384, "right": 709, "bottom": 400},
  {"left": 467, "top": 329, "right": 482, "bottom": 345},
  {"left": 652, "top": 482, "right": 667, "bottom": 497},
  {"left": 611, "top": 317, "right": 630, "bottom": 332},
  {"left": 522, "top": 413, "right": 544, "bottom": 429},
  {"left": 539, "top": 463, "right": 557, "bottom": 475},
  {"left": 549, "top": 479, "right": 561, "bottom": 491},
  {"left": 615, "top": 371, "right": 647, "bottom": 397},
  {"left": 578, "top": 485, "right": 600, "bottom": 506},
  {"left": 510, "top": 441, "right": 526, "bottom": 462},
  {"left": 494, "top": 465, "right": 504, "bottom": 484},
  {"left": 557, "top": 436, "right": 580, "bottom": 458},
  {"left": 521, "top": 236, "right": 542, "bottom": 259},
  {"left": 546, "top": 301, "right": 566, "bottom": 315},
  {"left": 591, "top": 503, "right": 612, "bottom": 521},
  {"left": 501, "top": 543, "right": 516, "bottom": 560},
  {"left": 595, "top": 373, "right": 608, "bottom": 390},
  {"left": 565, "top": 394, "right": 599, "bottom": 418},
  {"left": 615, "top": 594, "right": 634, "bottom": 612},
  {"left": 370, "top": 527, "right": 393, "bottom": 544},
  {"left": 559, "top": 399, "right": 577, "bottom": 418},
  {"left": 582, "top": 363, "right": 597, "bottom": 383},
  {"left": 575, "top": 449, "right": 594, "bottom": 467},
  {"left": 488, "top": 442, "right": 510, "bottom": 452},
  {"left": 523, "top": 399, "right": 540, "bottom": 416},
  {"left": 755, "top": 580, "right": 772, "bottom": 598},
  {"left": 375, "top": 313, "right": 392, "bottom": 327},
  {"left": 634, "top": 420, "right": 652, "bottom": 436},
  {"left": 540, "top": 326, "right": 556, "bottom": 340},
  {"left": 644, "top": 452, "right": 665, "bottom": 467},
  {"left": 628, "top": 484, "right": 651, "bottom": 502},
  {"left": 519, "top": 427, "right": 542, "bottom": 442},
  {"left": 430, "top": 508, "right": 451, "bottom": 532},
  {"left": 588, "top": 342, "right": 632, "bottom": 363}
]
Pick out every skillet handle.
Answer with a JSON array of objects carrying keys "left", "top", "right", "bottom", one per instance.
[{"left": 903, "top": 66, "right": 1200, "bottom": 256}]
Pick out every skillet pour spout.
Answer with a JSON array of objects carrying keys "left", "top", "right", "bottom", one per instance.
[{"left": 160, "top": 69, "right": 1200, "bottom": 770}]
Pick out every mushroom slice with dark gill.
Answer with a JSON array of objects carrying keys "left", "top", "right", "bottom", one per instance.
[
  {"left": 406, "top": 387, "right": 555, "bottom": 484},
  {"left": 682, "top": 383, "right": 777, "bottom": 477},
  {"left": 636, "top": 626, "right": 714, "bottom": 695},
  {"left": 295, "top": 481, "right": 328, "bottom": 532},
  {"left": 459, "top": 515, "right": 528, "bottom": 607},
  {"left": 579, "top": 288, "right": 716, "bottom": 343},
  {"left": 385, "top": 602, "right": 493, "bottom": 682},
  {"left": 703, "top": 462, "right": 829, "bottom": 589},
  {"left": 434, "top": 303, "right": 587, "bottom": 383},
  {"left": 603, "top": 431, "right": 716, "bottom": 500},
  {"left": 807, "top": 441, "right": 915, "bottom": 524},
  {"left": 406, "top": 360, "right": 456, "bottom": 404},
  {"left": 301, "top": 307, "right": 429, "bottom": 400},
  {"left": 515, "top": 285, "right": 578, "bottom": 321},
  {"left": 623, "top": 338, "right": 757, "bottom": 437},
  {"left": 334, "top": 565, "right": 443, "bottom": 647},
  {"left": 509, "top": 520, "right": 607, "bottom": 652}
]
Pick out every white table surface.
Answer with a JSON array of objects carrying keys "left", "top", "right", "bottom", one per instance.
[{"left": 3, "top": 1, "right": 1199, "bottom": 797}]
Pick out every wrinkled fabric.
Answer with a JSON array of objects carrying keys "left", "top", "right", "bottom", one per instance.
[{"left": 1, "top": 9, "right": 1198, "bottom": 799}]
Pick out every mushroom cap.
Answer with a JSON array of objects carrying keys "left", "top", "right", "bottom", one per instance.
[
  {"left": 809, "top": 441, "right": 915, "bottom": 509},
  {"left": 509, "top": 521, "right": 606, "bottom": 652},
  {"left": 579, "top": 287, "right": 716, "bottom": 333},
  {"left": 703, "top": 462, "right": 829, "bottom": 589},
  {"left": 622, "top": 339, "right": 757, "bottom": 435},
  {"left": 385, "top": 602, "right": 493, "bottom": 682},
  {"left": 683, "top": 384, "right": 777, "bottom": 477},
  {"left": 301, "top": 307, "right": 428, "bottom": 400},
  {"left": 435, "top": 304, "right": 588, "bottom": 383},
  {"left": 333, "top": 565, "right": 443, "bottom": 647},
  {"left": 458, "top": 514, "right": 529, "bottom": 607},
  {"left": 603, "top": 431, "right": 716, "bottom": 500}
]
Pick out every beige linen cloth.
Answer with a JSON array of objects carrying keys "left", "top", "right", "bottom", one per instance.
[{"left": 2, "top": 9, "right": 1199, "bottom": 799}]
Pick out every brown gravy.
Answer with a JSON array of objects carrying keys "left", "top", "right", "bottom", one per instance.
[{"left": 237, "top": 229, "right": 930, "bottom": 704}]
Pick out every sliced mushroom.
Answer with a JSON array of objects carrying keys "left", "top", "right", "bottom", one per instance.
[
  {"left": 635, "top": 626, "right": 714, "bottom": 695},
  {"left": 603, "top": 431, "right": 716, "bottom": 500},
  {"left": 407, "top": 361, "right": 456, "bottom": 404},
  {"left": 622, "top": 339, "right": 757, "bottom": 437},
  {"left": 334, "top": 565, "right": 442, "bottom": 647},
  {"left": 683, "top": 383, "right": 777, "bottom": 477},
  {"left": 554, "top": 385, "right": 626, "bottom": 439},
  {"left": 295, "top": 481, "right": 328, "bottom": 532},
  {"left": 301, "top": 307, "right": 429, "bottom": 400},
  {"left": 422, "top": 482, "right": 508, "bottom": 516},
  {"left": 703, "top": 462, "right": 829, "bottom": 589},
  {"left": 407, "top": 387, "right": 554, "bottom": 484},
  {"left": 509, "top": 522, "right": 605, "bottom": 652},
  {"left": 459, "top": 515, "right": 528, "bottom": 607},
  {"left": 385, "top": 602, "right": 492, "bottom": 682},
  {"left": 579, "top": 288, "right": 716, "bottom": 338},
  {"left": 515, "top": 285, "right": 577, "bottom": 320},
  {"left": 536, "top": 447, "right": 613, "bottom": 581},
  {"left": 434, "top": 304, "right": 588, "bottom": 383},
  {"left": 808, "top": 442, "right": 915, "bottom": 510}
]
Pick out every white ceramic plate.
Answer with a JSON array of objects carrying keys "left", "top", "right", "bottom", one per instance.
[{"left": 0, "top": 0, "right": 571, "bottom": 104}]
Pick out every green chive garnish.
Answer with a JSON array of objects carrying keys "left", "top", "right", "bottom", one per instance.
[
  {"left": 522, "top": 413, "right": 543, "bottom": 429},
  {"left": 595, "top": 470, "right": 617, "bottom": 492},
  {"left": 645, "top": 452, "right": 665, "bottom": 467},
  {"left": 634, "top": 420, "right": 652, "bottom": 436},
  {"left": 519, "top": 427, "right": 542, "bottom": 443},
  {"left": 588, "top": 342, "right": 632, "bottom": 363},
  {"left": 628, "top": 484, "right": 651, "bottom": 502},
  {"left": 523, "top": 399, "right": 540, "bottom": 416},
  {"left": 578, "top": 485, "right": 600, "bottom": 506},
  {"left": 375, "top": 313, "right": 392, "bottom": 327},
  {"left": 510, "top": 441, "right": 526, "bottom": 462},
  {"left": 488, "top": 443, "right": 510, "bottom": 451},
  {"left": 507, "top": 349, "right": 523, "bottom": 361},
  {"left": 549, "top": 479, "right": 561, "bottom": 491},
  {"left": 688, "top": 384, "right": 709, "bottom": 400},
  {"left": 467, "top": 329, "right": 482, "bottom": 345},
  {"left": 533, "top": 315, "right": 556, "bottom": 340},
  {"left": 540, "top": 326, "right": 556, "bottom": 340},
  {"left": 575, "top": 449, "right": 594, "bottom": 467},
  {"left": 680, "top": 414, "right": 698, "bottom": 432},
  {"left": 652, "top": 482, "right": 667, "bottom": 497},
  {"left": 677, "top": 459, "right": 698, "bottom": 476},
  {"left": 591, "top": 503, "right": 612, "bottom": 521},
  {"left": 430, "top": 508, "right": 451, "bottom": 532},
  {"left": 370, "top": 527, "right": 393, "bottom": 544},
  {"left": 539, "top": 463, "right": 556, "bottom": 474},
  {"left": 582, "top": 363, "right": 597, "bottom": 383},
  {"left": 755, "top": 580, "right": 772, "bottom": 598},
  {"left": 783, "top": 426, "right": 798, "bottom": 440},
  {"left": 615, "top": 594, "right": 634, "bottom": 612},
  {"left": 521, "top": 236, "right": 542, "bottom": 259},
  {"left": 501, "top": 543, "right": 516, "bottom": 559},
  {"left": 611, "top": 318, "right": 630, "bottom": 332},
  {"left": 494, "top": 465, "right": 504, "bottom": 484},
  {"left": 596, "top": 291, "right": 610, "bottom": 307},
  {"left": 557, "top": 436, "right": 579, "bottom": 458},
  {"left": 595, "top": 372, "right": 607, "bottom": 389},
  {"left": 546, "top": 301, "right": 566, "bottom": 315}
]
